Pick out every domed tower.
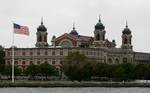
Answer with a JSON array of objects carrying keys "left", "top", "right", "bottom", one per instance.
[
  {"left": 51, "top": 35, "right": 56, "bottom": 46},
  {"left": 93, "top": 16, "right": 106, "bottom": 47},
  {"left": 121, "top": 22, "right": 132, "bottom": 49},
  {"left": 35, "top": 18, "right": 49, "bottom": 48},
  {"left": 69, "top": 24, "right": 78, "bottom": 36}
]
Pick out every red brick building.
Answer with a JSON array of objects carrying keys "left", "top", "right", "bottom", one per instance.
[{"left": 5, "top": 17, "right": 150, "bottom": 71}]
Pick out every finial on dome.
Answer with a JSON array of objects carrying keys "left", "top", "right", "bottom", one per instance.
[
  {"left": 70, "top": 22, "right": 78, "bottom": 35},
  {"left": 41, "top": 17, "right": 43, "bottom": 25},
  {"left": 99, "top": 14, "right": 101, "bottom": 22},
  {"left": 73, "top": 22, "right": 75, "bottom": 30},
  {"left": 126, "top": 20, "right": 128, "bottom": 28},
  {"left": 37, "top": 17, "right": 47, "bottom": 32},
  {"left": 122, "top": 20, "right": 131, "bottom": 35}
]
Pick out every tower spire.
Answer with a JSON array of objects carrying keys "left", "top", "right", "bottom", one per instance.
[
  {"left": 99, "top": 14, "right": 101, "bottom": 22},
  {"left": 126, "top": 20, "right": 128, "bottom": 28},
  {"left": 73, "top": 22, "right": 75, "bottom": 30},
  {"left": 41, "top": 17, "right": 43, "bottom": 25}
]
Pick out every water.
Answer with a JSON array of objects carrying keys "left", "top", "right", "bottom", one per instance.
[{"left": 0, "top": 87, "right": 149, "bottom": 93}]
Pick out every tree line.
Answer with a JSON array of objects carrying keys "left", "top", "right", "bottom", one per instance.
[
  {"left": 62, "top": 52, "right": 150, "bottom": 82},
  {"left": 0, "top": 64, "right": 58, "bottom": 80}
]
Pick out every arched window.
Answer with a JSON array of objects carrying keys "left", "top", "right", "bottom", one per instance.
[
  {"left": 15, "top": 61, "right": 18, "bottom": 65},
  {"left": 44, "top": 35, "right": 47, "bottom": 42},
  {"left": 130, "top": 38, "right": 131, "bottom": 44},
  {"left": 96, "top": 34, "right": 100, "bottom": 40},
  {"left": 123, "top": 58, "right": 128, "bottom": 63},
  {"left": 104, "top": 56, "right": 106, "bottom": 63},
  {"left": 39, "top": 35, "right": 42, "bottom": 42},
  {"left": 22, "top": 61, "right": 25, "bottom": 65},
  {"left": 115, "top": 58, "right": 119, "bottom": 64},
  {"left": 38, "top": 35, "right": 41, "bottom": 42},
  {"left": 124, "top": 38, "right": 127, "bottom": 44},
  {"left": 60, "top": 41, "right": 72, "bottom": 47},
  {"left": 108, "top": 58, "right": 112, "bottom": 64},
  {"left": 103, "top": 35, "right": 105, "bottom": 40}
]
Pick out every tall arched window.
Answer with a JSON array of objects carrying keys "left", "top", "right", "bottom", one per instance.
[
  {"left": 44, "top": 35, "right": 47, "bottom": 42},
  {"left": 60, "top": 41, "right": 72, "bottom": 47},
  {"left": 103, "top": 35, "right": 105, "bottom": 40},
  {"left": 96, "top": 34, "right": 100, "bottom": 40},
  {"left": 108, "top": 58, "right": 112, "bottom": 64},
  {"left": 129, "top": 38, "right": 131, "bottom": 44},
  {"left": 115, "top": 58, "right": 119, "bottom": 64},
  {"left": 124, "top": 38, "right": 127, "bottom": 44},
  {"left": 39, "top": 35, "right": 42, "bottom": 42},
  {"left": 123, "top": 58, "right": 127, "bottom": 63},
  {"left": 38, "top": 35, "right": 42, "bottom": 42}
]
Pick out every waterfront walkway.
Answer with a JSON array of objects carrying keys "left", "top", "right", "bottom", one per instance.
[{"left": 0, "top": 80, "right": 150, "bottom": 87}]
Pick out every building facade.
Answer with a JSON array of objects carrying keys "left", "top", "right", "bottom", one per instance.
[{"left": 5, "top": 17, "right": 150, "bottom": 71}]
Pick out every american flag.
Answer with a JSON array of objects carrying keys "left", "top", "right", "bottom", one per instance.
[{"left": 13, "top": 23, "right": 29, "bottom": 36}]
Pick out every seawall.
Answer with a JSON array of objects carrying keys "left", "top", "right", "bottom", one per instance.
[{"left": 0, "top": 81, "right": 150, "bottom": 87}]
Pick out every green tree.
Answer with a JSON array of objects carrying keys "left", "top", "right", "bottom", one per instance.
[
  {"left": 121, "top": 63, "right": 136, "bottom": 81},
  {"left": 93, "top": 63, "right": 112, "bottom": 78},
  {"left": 25, "top": 64, "right": 40, "bottom": 80},
  {"left": 80, "top": 62, "right": 94, "bottom": 81},
  {"left": 65, "top": 62, "right": 94, "bottom": 81},
  {"left": 2, "top": 65, "right": 12, "bottom": 79},
  {"left": 63, "top": 64, "right": 78, "bottom": 81},
  {"left": 143, "top": 65, "right": 150, "bottom": 81},
  {"left": 39, "top": 63, "right": 58, "bottom": 80},
  {"left": 14, "top": 66, "right": 22, "bottom": 76},
  {"left": 0, "top": 64, "right": 5, "bottom": 75},
  {"left": 112, "top": 64, "right": 125, "bottom": 81},
  {"left": 134, "top": 64, "right": 146, "bottom": 79},
  {"left": 134, "top": 64, "right": 150, "bottom": 81},
  {"left": 0, "top": 45, "right": 5, "bottom": 65},
  {"left": 1, "top": 65, "right": 21, "bottom": 79},
  {"left": 63, "top": 52, "right": 94, "bottom": 81},
  {"left": 64, "top": 51, "right": 87, "bottom": 65},
  {"left": 0, "top": 45, "right": 5, "bottom": 75}
]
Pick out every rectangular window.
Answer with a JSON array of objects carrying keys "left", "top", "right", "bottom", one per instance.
[
  {"left": 52, "top": 50, "right": 55, "bottom": 55},
  {"left": 56, "top": 49, "right": 59, "bottom": 56},
  {"left": 22, "top": 61, "right": 25, "bottom": 65},
  {"left": 7, "top": 61, "right": 10, "bottom": 64},
  {"left": 37, "top": 61, "right": 40, "bottom": 64},
  {"left": 22, "top": 51, "right": 26, "bottom": 56},
  {"left": 60, "top": 50, "right": 63, "bottom": 55},
  {"left": 8, "top": 52, "right": 10, "bottom": 56},
  {"left": 44, "top": 58, "right": 48, "bottom": 64},
  {"left": 60, "top": 61, "right": 63, "bottom": 64},
  {"left": 68, "top": 50, "right": 72, "bottom": 55},
  {"left": 37, "top": 51, "right": 40, "bottom": 55},
  {"left": 52, "top": 61, "right": 55, "bottom": 64},
  {"left": 15, "top": 50, "right": 18, "bottom": 56},
  {"left": 15, "top": 61, "right": 18, "bottom": 65},
  {"left": 30, "top": 51, "right": 33, "bottom": 56},
  {"left": 45, "top": 51, "right": 48, "bottom": 55},
  {"left": 30, "top": 61, "right": 32, "bottom": 64},
  {"left": 45, "top": 61, "right": 48, "bottom": 64}
]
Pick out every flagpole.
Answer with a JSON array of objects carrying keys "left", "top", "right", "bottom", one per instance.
[
  {"left": 11, "top": 23, "right": 29, "bottom": 83},
  {"left": 12, "top": 23, "right": 15, "bottom": 83}
]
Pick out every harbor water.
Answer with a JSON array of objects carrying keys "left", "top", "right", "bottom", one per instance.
[{"left": 0, "top": 87, "right": 150, "bottom": 93}]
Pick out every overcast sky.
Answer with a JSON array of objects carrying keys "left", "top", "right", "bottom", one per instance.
[{"left": 0, "top": 0, "right": 150, "bottom": 53}]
